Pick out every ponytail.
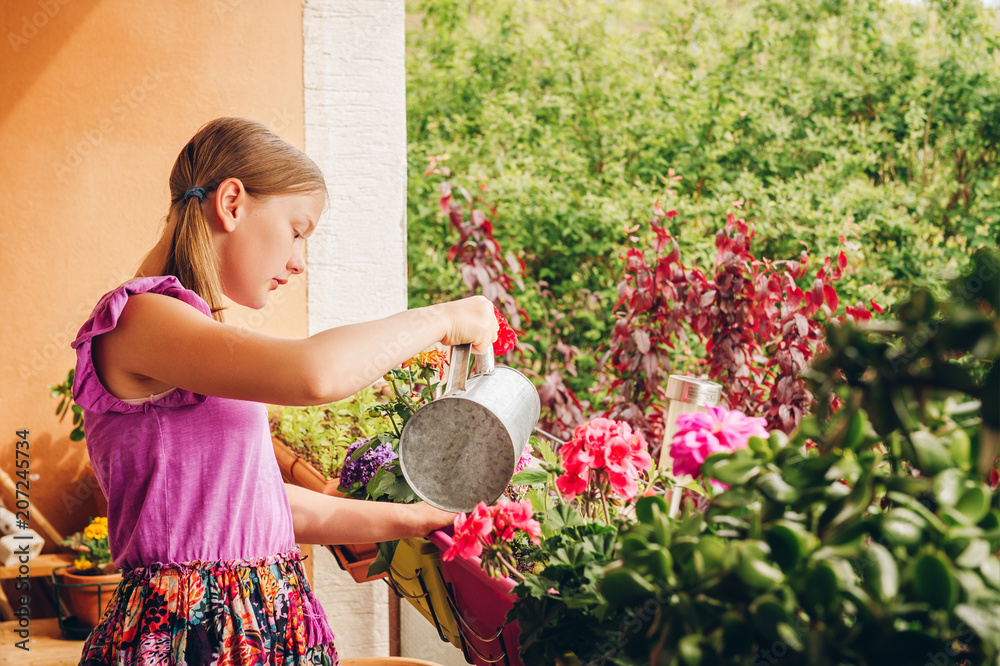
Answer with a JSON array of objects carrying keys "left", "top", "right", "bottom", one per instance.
[
  {"left": 164, "top": 197, "right": 228, "bottom": 322},
  {"left": 156, "top": 118, "right": 327, "bottom": 321}
]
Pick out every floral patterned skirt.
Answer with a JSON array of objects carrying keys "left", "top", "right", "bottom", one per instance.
[{"left": 77, "top": 547, "right": 339, "bottom": 666}]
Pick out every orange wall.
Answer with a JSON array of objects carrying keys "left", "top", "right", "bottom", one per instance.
[{"left": 0, "top": 0, "right": 308, "bottom": 547}]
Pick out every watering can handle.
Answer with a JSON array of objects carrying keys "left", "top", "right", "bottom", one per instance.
[{"left": 445, "top": 344, "right": 495, "bottom": 395}]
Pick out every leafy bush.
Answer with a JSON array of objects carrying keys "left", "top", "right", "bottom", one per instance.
[
  {"left": 406, "top": 0, "right": 1000, "bottom": 392},
  {"left": 511, "top": 249, "right": 1000, "bottom": 665}
]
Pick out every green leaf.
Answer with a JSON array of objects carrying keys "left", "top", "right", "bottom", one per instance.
[
  {"left": 803, "top": 562, "right": 839, "bottom": 610},
  {"left": 955, "top": 603, "right": 1000, "bottom": 648},
  {"left": 712, "top": 488, "right": 757, "bottom": 510},
  {"left": 766, "top": 521, "right": 817, "bottom": 571},
  {"left": 909, "top": 431, "right": 952, "bottom": 476},
  {"left": 955, "top": 485, "right": 991, "bottom": 523},
  {"left": 600, "top": 567, "right": 656, "bottom": 606},
  {"left": 546, "top": 503, "right": 586, "bottom": 533},
  {"left": 841, "top": 410, "right": 867, "bottom": 450},
  {"left": 634, "top": 494, "right": 669, "bottom": 525},
  {"left": 911, "top": 554, "right": 959, "bottom": 610},
  {"left": 755, "top": 473, "right": 799, "bottom": 504},
  {"left": 711, "top": 457, "right": 761, "bottom": 487},
  {"left": 679, "top": 635, "right": 703, "bottom": 666},
  {"left": 737, "top": 542, "right": 784, "bottom": 591},
  {"left": 511, "top": 467, "right": 549, "bottom": 486},
  {"left": 955, "top": 539, "right": 991, "bottom": 569},
  {"left": 857, "top": 542, "right": 898, "bottom": 603}
]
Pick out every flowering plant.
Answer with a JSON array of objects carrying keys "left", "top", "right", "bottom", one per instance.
[
  {"left": 668, "top": 406, "right": 769, "bottom": 480},
  {"left": 442, "top": 498, "right": 541, "bottom": 580},
  {"left": 61, "top": 516, "right": 116, "bottom": 575},
  {"left": 555, "top": 417, "right": 652, "bottom": 520},
  {"left": 339, "top": 438, "right": 397, "bottom": 490},
  {"left": 493, "top": 306, "right": 518, "bottom": 356}
]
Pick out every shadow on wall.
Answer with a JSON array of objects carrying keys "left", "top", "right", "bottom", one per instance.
[{"left": 1, "top": 0, "right": 102, "bottom": 125}]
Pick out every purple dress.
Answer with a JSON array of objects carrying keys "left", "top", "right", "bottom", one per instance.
[{"left": 70, "top": 276, "right": 338, "bottom": 665}]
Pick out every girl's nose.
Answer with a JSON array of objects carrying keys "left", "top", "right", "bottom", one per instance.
[{"left": 288, "top": 250, "right": 305, "bottom": 274}]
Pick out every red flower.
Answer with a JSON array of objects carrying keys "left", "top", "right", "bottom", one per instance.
[
  {"left": 555, "top": 418, "right": 651, "bottom": 502},
  {"left": 494, "top": 307, "right": 518, "bottom": 355},
  {"left": 442, "top": 499, "right": 541, "bottom": 563}
]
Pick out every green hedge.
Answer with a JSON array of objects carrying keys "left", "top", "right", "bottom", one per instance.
[{"left": 405, "top": 0, "right": 1000, "bottom": 385}]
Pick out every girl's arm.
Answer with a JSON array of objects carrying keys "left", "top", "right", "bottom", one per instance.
[
  {"left": 95, "top": 292, "right": 497, "bottom": 405},
  {"left": 284, "top": 483, "right": 454, "bottom": 544}
]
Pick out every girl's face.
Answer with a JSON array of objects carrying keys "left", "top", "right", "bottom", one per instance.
[{"left": 216, "top": 190, "right": 325, "bottom": 309}]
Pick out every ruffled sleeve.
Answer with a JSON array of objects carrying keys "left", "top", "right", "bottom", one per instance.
[{"left": 71, "top": 276, "right": 211, "bottom": 414}]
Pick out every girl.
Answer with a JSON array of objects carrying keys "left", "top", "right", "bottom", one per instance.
[{"left": 70, "top": 117, "right": 498, "bottom": 665}]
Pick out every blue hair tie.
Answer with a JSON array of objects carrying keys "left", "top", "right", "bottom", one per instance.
[{"left": 183, "top": 186, "right": 207, "bottom": 203}]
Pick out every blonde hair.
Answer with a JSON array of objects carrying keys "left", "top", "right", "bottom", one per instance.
[{"left": 164, "top": 117, "right": 326, "bottom": 321}]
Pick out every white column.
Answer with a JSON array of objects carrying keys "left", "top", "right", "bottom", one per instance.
[
  {"left": 304, "top": 0, "right": 408, "bottom": 333},
  {"left": 302, "top": 1, "right": 465, "bottom": 663}
]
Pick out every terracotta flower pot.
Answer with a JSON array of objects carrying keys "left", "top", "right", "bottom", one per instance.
[
  {"left": 272, "top": 436, "right": 386, "bottom": 582},
  {"left": 61, "top": 568, "right": 122, "bottom": 628}
]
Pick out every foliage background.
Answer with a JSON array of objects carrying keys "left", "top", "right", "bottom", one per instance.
[{"left": 405, "top": 0, "right": 1000, "bottom": 397}]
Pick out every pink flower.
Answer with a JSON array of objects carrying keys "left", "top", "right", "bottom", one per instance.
[
  {"left": 442, "top": 499, "right": 541, "bottom": 563},
  {"left": 555, "top": 470, "right": 589, "bottom": 499},
  {"left": 668, "top": 406, "right": 768, "bottom": 479},
  {"left": 443, "top": 531, "right": 483, "bottom": 561},
  {"left": 462, "top": 503, "right": 495, "bottom": 538},
  {"left": 494, "top": 498, "right": 541, "bottom": 544},
  {"left": 555, "top": 418, "right": 652, "bottom": 502}
]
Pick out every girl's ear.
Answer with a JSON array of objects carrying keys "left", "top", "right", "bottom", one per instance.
[{"left": 214, "top": 178, "right": 247, "bottom": 232}]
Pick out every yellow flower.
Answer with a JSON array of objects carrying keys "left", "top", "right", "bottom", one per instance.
[
  {"left": 74, "top": 557, "right": 93, "bottom": 570},
  {"left": 402, "top": 349, "right": 449, "bottom": 379},
  {"left": 84, "top": 523, "right": 108, "bottom": 540}
]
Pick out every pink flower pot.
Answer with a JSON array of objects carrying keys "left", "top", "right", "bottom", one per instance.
[{"left": 429, "top": 529, "right": 523, "bottom": 666}]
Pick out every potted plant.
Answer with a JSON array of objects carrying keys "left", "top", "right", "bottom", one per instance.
[
  {"left": 434, "top": 417, "right": 676, "bottom": 666},
  {"left": 58, "top": 516, "right": 121, "bottom": 628},
  {"left": 269, "top": 387, "right": 394, "bottom": 582},
  {"left": 340, "top": 308, "right": 523, "bottom": 646},
  {"left": 527, "top": 250, "right": 999, "bottom": 664},
  {"left": 336, "top": 349, "right": 466, "bottom": 645}
]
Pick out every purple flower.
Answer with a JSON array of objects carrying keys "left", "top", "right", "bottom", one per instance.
[{"left": 340, "top": 439, "right": 397, "bottom": 488}]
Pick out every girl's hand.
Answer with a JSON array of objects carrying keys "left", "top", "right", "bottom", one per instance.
[
  {"left": 410, "top": 501, "right": 458, "bottom": 536},
  {"left": 438, "top": 295, "right": 499, "bottom": 355}
]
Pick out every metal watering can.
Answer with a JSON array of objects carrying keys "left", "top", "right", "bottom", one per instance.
[{"left": 399, "top": 344, "right": 541, "bottom": 513}]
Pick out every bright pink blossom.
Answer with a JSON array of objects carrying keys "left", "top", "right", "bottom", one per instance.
[
  {"left": 668, "top": 406, "right": 768, "bottom": 479},
  {"left": 442, "top": 499, "right": 541, "bottom": 563},
  {"left": 555, "top": 418, "right": 651, "bottom": 502}
]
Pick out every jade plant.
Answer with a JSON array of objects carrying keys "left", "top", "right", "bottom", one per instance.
[{"left": 587, "top": 249, "right": 1000, "bottom": 665}]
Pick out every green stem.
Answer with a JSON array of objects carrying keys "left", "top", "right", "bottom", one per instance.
[
  {"left": 493, "top": 550, "right": 526, "bottom": 582},
  {"left": 597, "top": 474, "right": 612, "bottom": 524},
  {"left": 387, "top": 373, "right": 419, "bottom": 414}
]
